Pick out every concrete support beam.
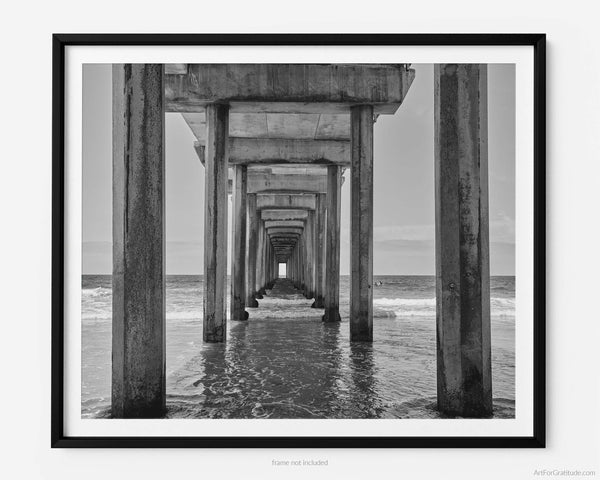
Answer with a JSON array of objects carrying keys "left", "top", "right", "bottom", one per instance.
[
  {"left": 267, "top": 227, "right": 303, "bottom": 236},
  {"left": 266, "top": 243, "right": 273, "bottom": 287},
  {"left": 228, "top": 138, "right": 350, "bottom": 165},
  {"left": 305, "top": 210, "right": 315, "bottom": 298},
  {"left": 231, "top": 165, "right": 248, "bottom": 320},
  {"left": 271, "top": 241, "right": 299, "bottom": 247},
  {"left": 350, "top": 105, "right": 374, "bottom": 342},
  {"left": 312, "top": 193, "right": 326, "bottom": 308},
  {"left": 256, "top": 222, "right": 265, "bottom": 298},
  {"left": 112, "top": 64, "right": 165, "bottom": 418},
  {"left": 271, "top": 237, "right": 294, "bottom": 243},
  {"left": 246, "top": 193, "right": 259, "bottom": 307},
  {"left": 323, "top": 165, "right": 342, "bottom": 322},
  {"left": 290, "top": 248, "right": 295, "bottom": 285},
  {"left": 264, "top": 220, "right": 304, "bottom": 229},
  {"left": 203, "top": 103, "right": 230, "bottom": 342},
  {"left": 261, "top": 209, "right": 309, "bottom": 221},
  {"left": 164, "top": 64, "right": 415, "bottom": 114},
  {"left": 257, "top": 194, "right": 316, "bottom": 211},
  {"left": 296, "top": 245, "right": 301, "bottom": 289},
  {"left": 248, "top": 173, "right": 327, "bottom": 194},
  {"left": 434, "top": 64, "right": 492, "bottom": 417},
  {"left": 193, "top": 138, "right": 350, "bottom": 165}
]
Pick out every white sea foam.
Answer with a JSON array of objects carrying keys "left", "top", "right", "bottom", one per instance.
[
  {"left": 374, "top": 298, "right": 436, "bottom": 307},
  {"left": 82, "top": 287, "right": 111, "bottom": 298},
  {"left": 372, "top": 296, "right": 515, "bottom": 318}
]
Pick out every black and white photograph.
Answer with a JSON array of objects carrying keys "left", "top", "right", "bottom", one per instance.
[{"left": 80, "top": 62, "right": 517, "bottom": 423}]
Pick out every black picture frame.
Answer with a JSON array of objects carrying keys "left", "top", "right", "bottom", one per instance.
[{"left": 52, "top": 33, "right": 546, "bottom": 448}]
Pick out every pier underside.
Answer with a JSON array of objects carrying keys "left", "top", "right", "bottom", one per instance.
[{"left": 111, "top": 63, "right": 492, "bottom": 419}]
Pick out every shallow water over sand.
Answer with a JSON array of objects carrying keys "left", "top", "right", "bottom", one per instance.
[{"left": 82, "top": 275, "right": 515, "bottom": 419}]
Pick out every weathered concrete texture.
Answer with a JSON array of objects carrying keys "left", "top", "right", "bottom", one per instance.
[
  {"left": 192, "top": 138, "right": 351, "bottom": 165},
  {"left": 247, "top": 172, "right": 327, "bottom": 194},
  {"left": 264, "top": 220, "right": 304, "bottom": 229},
  {"left": 203, "top": 104, "right": 229, "bottom": 342},
  {"left": 255, "top": 222, "right": 265, "bottom": 298},
  {"left": 112, "top": 64, "right": 166, "bottom": 418},
  {"left": 350, "top": 105, "right": 374, "bottom": 342},
  {"left": 165, "top": 64, "right": 415, "bottom": 114},
  {"left": 261, "top": 209, "right": 309, "bottom": 220},
  {"left": 312, "top": 193, "right": 326, "bottom": 308},
  {"left": 267, "top": 227, "right": 303, "bottom": 235},
  {"left": 246, "top": 193, "right": 259, "bottom": 308},
  {"left": 270, "top": 233, "right": 299, "bottom": 259},
  {"left": 434, "top": 64, "right": 492, "bottom": 418},
  {"left": 231, "top": 165, "right": 248, "bottom": 320},
  {"left": 322, "top": 165, "right": 342, "bottom": 322},
  {"left": 256, "top": 194, "right": 316, "bottom": 211},
  {"left": 302, "top": 211, "right": 314, "bottom": 299},
  {"left": 228, "top": 138, "right": 350, "bottom": 165},
  {"left": 181, "top": 112, "right": 351, "bottom": 143}
]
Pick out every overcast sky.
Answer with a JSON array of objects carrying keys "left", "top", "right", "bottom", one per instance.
[{"left": 82, "top": 63, "right": 515, "bottom": 276}]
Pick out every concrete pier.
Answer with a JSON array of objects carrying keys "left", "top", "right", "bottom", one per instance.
[
  {"left": 255, "top": 222, "right": 264, "bottom": 298},
  {"left": 203, "top": 103, "right": 230, "bottom": 342},
  {"left": 350, "top": 105, "right": 374, "bottom": 342},
  {"left": 108, "top": 63, "right": 474, "bottom": 419},
  {"left": 246, "top": 193, "right": 259, "bottom": 307},
  {"left": 312, "top": 193, "right": 326, "bottom": 308},
  {"left": 302, "top": 215, "right": 312, "bottom": 298},
  {"left": 306, "top": 210, "right": 315, "bottom": 299},
  {"left": 322, "top": 165, "right": 342, "bottom": 322},
  {"left": 231, "top": 165, "right": 248, "bottom": 320},
  {"left": 434, "top": 64, "right": 492, "bottom": 417},
  {"left": 112, "top": 64, "right": 165, "bottom": 418}
]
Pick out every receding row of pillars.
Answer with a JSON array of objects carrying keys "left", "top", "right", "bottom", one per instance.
[
  {"left": 111, "top": 63, "right": 492, "bottom": 418},
  {"left": 228, "top": 164, "right": 344, "bottom": 327}
]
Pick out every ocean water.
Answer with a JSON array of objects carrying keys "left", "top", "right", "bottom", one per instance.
[{"left": 82, "top": 275, "right": 515, "bottom": 419}]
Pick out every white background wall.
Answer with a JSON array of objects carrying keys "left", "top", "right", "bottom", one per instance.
[{"left": 1, "top": 1, "right": 598, "bottom": 478}]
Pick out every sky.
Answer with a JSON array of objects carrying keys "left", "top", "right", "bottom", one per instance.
[{"left": 82, "top": 63, "right": 515, "bottom": 276}]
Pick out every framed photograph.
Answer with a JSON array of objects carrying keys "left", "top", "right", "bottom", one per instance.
[{"left": 52, "top": 33, "right": 545, "bottom": 447}]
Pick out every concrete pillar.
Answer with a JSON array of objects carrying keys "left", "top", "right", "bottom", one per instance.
[
  {"left": 306, "top": 211, "right": 315, "bottom": 298},
  {"left": 302, "top": 226, "right": 308, "bottom": 297},
  {"left": 270, "top": 244, "right": 274, "bottom": 285},
  {"left": 299, "top": 234, "right": 305, "bottom": 291},
  {"left": 312, "top": 193, "right": 326, "bottom": 308},
  {"left": 434, "top": 64, "right": 492, "bottom": 417},
  {"left": 291, "top": 246, "right": 296, "bottom": 287},
  {"left": 203, "top": 103, "right": 230, "bottom": 342},
  {"left": 231, "top": 165, "right": 248, "bottom": 320},
  {"left": 112, "top": 64, "right": 165, "bottom": 418},
  {"left": 292, "top": 243, "right": 298, "bottom": 288},
  {"left": 296, "top": 244, "right": 303, "bottom": 290},
  {"left": 323, "top": 165, "right": 342, "bottom": 322},
  {"left": 265, "top": 239, "right": 271, "bottom": 288},
  {"left": 256, "top": 222, "right": 265, "bottom": 298},
  {"left": 262, "top": 225, "right": 269, "bottom": 291},
  {"left": 246, "top": 193, "right": 259, "bottom": 307},
  {"left": 350, "top": 105, "right": 374, "bottom": 342},
  {"left": 291, "top": 246, "right": 297, "bottom": 287},
  {"left": 294, "top": 246, "right": 298, "bottom": 285}
]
